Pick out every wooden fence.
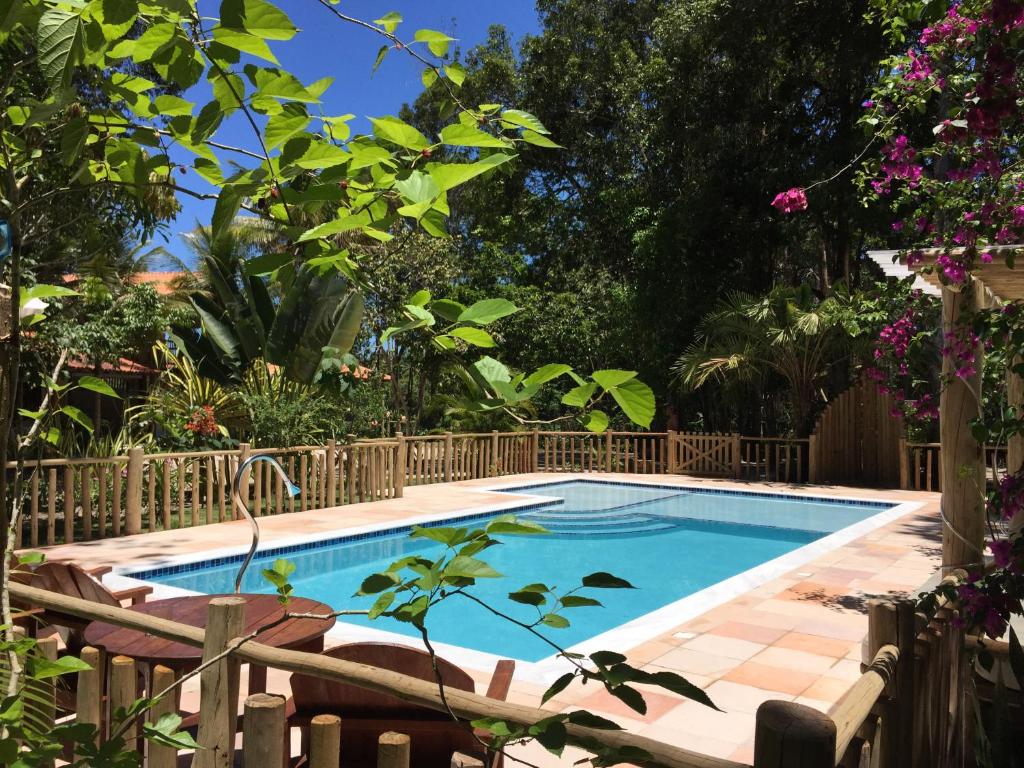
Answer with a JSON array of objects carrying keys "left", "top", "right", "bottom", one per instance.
[
  {"left": 9, "top": 575, "right": 983, "bottom": 768},
  {"left": 899, "top": 439, "right": 1008, "bottom": 492},
  {"left": 11, "top": 427, "right": 965, "bottom": 549}
]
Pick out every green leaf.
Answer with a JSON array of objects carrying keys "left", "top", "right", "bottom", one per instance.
[
  {"left": 609, "top": 378, "right": 655, "bottom": 429},
  {"left": 370, "top": 116, "right": 430, "bottom": 150},
  {"left": 520, "top": 129, "right": 562, "bottom": 148},
  {"left": 394, "top": 171, "right": 440, "bottom": 205},
  {"left": 61, "top": 117, "right": 89, "bottom": 165},
  {"left": 37, "top": 8, "right": 84, "bottom": 88},
  {"left": 59, "top": 406, "right": 93, "bottom": 432},
  {"left": 430, "top": 299, "right": 465, "bottom": 322},
  {"left": 458, "top": 298, "right": 519, "bottom": 325},
  {"left": 643, "top": 670, "right": 721, "bottom": 710},
  {"left": 541, "top": 672, "right": 575, "bottom": 705},
  {"left": 592, "top": 369, "right": 638, "bottom": 390},
  {"left": 445, "top": 62, "right": 466, "bottom": 86},
  {"left": 486, "top": 516, "right": 548, "bottom": 535},
  {"left": 582, "top": 410, "right": 609, "bottom": 433},
  {"left": 582, "top": 572, "right": 635, "bottom": 589},
  {"left": 212, "top": 26, "right": 278, "bottom": 64},
  {"left": 77, "top": 376, "right": 120, "bottom": 399},
  {"left": 211, "top": 189, "right": 243, "bottom": 243},
  {"left": 410, "top": 525, "right": 465, "bottom": 546},
  {"left": 590, "top": 650, "right": 627, "bottom": 666},
  {"left": 368, "top": 591, "right": 395, "bottom": 619},
  {"left": 358, "top": 572, "right": 401, "bottom": 595},
  {"left": 372, "top": 44, "right": 388, "bottom": 73},
  {"left": 523, "top": 364, "right": 572, "bottom": 389},
  {"left": 439, "top": 124, "right": 510, "bottom": 148},
  {"left": 560, "top": 595, "right": 601, "bottom": 608},
  {"left": 445, "top": 555, "right": 501, "bottom": 579},
  {"left": 428, "top": 152, "right": 516, "bottom": 191},
  {"left": 449, "top": 327, "right": 496, "bottom": 348},
  {"left": 245, "top": 251, "right": 292, "bottom": 276},
  {"left": 413, "top": 28, "right": 454, "bottom": 57},
  {"left": 500, "top": 109, "right": 550, "bottom": 134},
  {"left": 566, "top": 710, "right": 622, "bottom": 730},
  {"left": 265, "top": 103, "right": 310, "bottom": 149},
  {"left": 220, "top": 0, "right": 297, "bottom": 40},
  {"left": 561, "top": 382, "right": 597, "bottom": 408},
  {"left": 508, "top": 590, "right": 546, "bottom": 606},
  {"left": 471, "top": 356, "right": 511, "bottom": 385},
  {"left": 144, "top": 713, "right": 201, "bottom": 750},
  {"left": 421, "top": 68, "right": 438, "bottom": 88},
  {"left": 607, "top": 684, "right": 646, "bottom": 714},
  {"left": 19, "top": 284, "right": 77, "bottom": 305},
  {"left": 153, "top": 95, "right": 194, "bottom": 117},
  {"left": 541, "top": 613, "right": 570, "bottom": 629},
  {"left": 29, "top": 654, "right": 92, "bottom": 680},
  {"left": 374, "top": 11, "right": 402, "bottom": 33}
]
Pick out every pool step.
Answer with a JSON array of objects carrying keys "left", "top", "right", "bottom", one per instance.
[{"left": 525, "top": 508, "right": 682, "bottom": 537}]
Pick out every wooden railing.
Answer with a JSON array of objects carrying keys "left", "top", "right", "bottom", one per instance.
[
  {"left": 10, "top": 582, "right": 746, "bottom": 768},
  {"left": 899, "top": 439, "right": 1007, "bottom": 492},
  {"left": 8, "top": 429, "right": 863, "bottom": 548}
]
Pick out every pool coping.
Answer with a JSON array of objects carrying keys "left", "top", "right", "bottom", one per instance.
[{"left": 107, "top": 475, "right": 925, "bottom": 684}]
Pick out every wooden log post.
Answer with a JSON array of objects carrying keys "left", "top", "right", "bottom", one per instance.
[
  {"left": 895, "top": 600, "right": 916, "bottom": 765},
  {"left": 192, "top": 596, "right": 247, "bottom": 768},
  {"left": 667, "top": 430, "right": 678, "bottom": 474},
  {"left": 75, "top": 646, "right": 103, "bottom": 751},
  {"left": 378, "top": 732, "right": 411, "bottom": 768},
  {"left": 109, "top": 655, "right": 138, "bottom": 746},
  {"left": 325, "top": 439, "right": 337, "bottom": 507},
  {"left": 491, "top": 430, "right": 500, "bottom": 476},
  {"left": 237, "top": 442, "right": 252, "bottom": 518},
  {"left": 531, "top": 429, "right": 540, "bottom": 473},
  {"left": 731, "top": 433, "right": 741, "bottom": 478},
  {"left": 242, "top": 693, "right": 287, "bottom": 768},
  {"left": 124, "top": 447, "right": 144, "bottom": 535},
  {"left": 444, "top": 432, "right": 453, "bottom": 482},
  {"left": 394, "top": 432, "right": 406, "bottom": 499},
  {"left": 939, "top": 284, "right": 985, "bottom": 569},
  {"left": 753, "top": 700, "right": 836, "bottom": 768},
  {"left": 898, "top": 437, "right": 910, "bottom": 490},
  {"left": 309, "top": 714, "right": 341, "bottom": 768},
  {"left": 605, "top": 430, "right": 614, "bottom": 472},
  {"left": 149, "top": 665, "right": 179, "bottom": 768},
  {"left": 808, "top": 434, "right": 819, "bottom": 484}
]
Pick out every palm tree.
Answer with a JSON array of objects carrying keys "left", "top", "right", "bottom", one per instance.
[{"left": 672, "top": 284, "right": 857, "bottom": 436}]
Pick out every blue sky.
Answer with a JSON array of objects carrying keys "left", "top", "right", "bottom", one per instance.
[{"left": 155, "top": 1, "right": 540, "bottom": 268}]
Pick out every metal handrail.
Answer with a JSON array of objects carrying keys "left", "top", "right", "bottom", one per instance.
[{"left": 231, "top": 454, "right": 300, "bottom": 593}]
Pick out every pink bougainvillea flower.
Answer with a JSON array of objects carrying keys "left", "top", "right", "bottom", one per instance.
[{"left": 770, "top": 187, "right": 808, "bottom": 213}]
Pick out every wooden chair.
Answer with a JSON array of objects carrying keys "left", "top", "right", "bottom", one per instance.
[
  {"left": 286, "top": 643, "right": 515, "bottom": 768},
  {"left": 18, "top": 562, "right": 151, "bottom": 652}
]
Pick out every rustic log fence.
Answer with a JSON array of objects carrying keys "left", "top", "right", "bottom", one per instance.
[
  {"left": 12, "top": 428, "right": 982, "bottom": 549},
  {"left": 9, "top": 574, "right": 977, "bottom": 768}
]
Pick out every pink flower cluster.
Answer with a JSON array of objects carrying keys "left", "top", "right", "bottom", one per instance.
[
  {"left": 770, "top": 187, "right": 808, "bottom": 213},
  {"left": 936, "top": 251, "right": 969, "bottom": 283},
  {"left": 920, "top": 6, "right": 981, "bottom": 47},
  {"left": 872, "top": 136, "right": 922, "bottom": 195},
  {"left": 956, "top": 579, "right": 1018, "bottom": 638},
  {"left": 942, "top": 328, "right": 979, "bottom": 379},
  {"left": 903, "top": 49, "right": 934, "bottom": 81}
]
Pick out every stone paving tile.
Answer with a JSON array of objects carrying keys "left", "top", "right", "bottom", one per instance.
[{"left": 32, "top": 472, "right": 942, "bottom": 764}]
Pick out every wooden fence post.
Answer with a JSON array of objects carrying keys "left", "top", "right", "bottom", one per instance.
[
  {"left": 109, "top": 655, "right": 138, "bottom": 747},
  {"left": 895, "top": 599, "right": 916, "bottom": 765},
  {"left": 193, "top": 596, "right": 247, "bottom": 768},
  {"left": 531, "top": 429, "right": 540, "bottom": 473},
  {"left": 394, "top": 432, "right": 406, "bottom": 499},
  {"left": 125, "top": 447, "right": 144, "bottom": 535},
  {"left": 326, "top": 439, "right": 337, "bottom": 506},
  {"left": 898, "top": 437, "right": 909, "bottom": 490},
  {"left": 666, "top": 430, "right": 677, "bottom": 474},
  {"left": 753, "top": 700, "right": 836, "bottom": 768},
  {"left": 309, "top": 714, "right": 341, "bottom": 768},
  {"left": 444, "top": 432, "right": 453, "bottom": 482},
  {"left": 378, "top": 732, "right": 411, "bottom": 768},
  {"left": 491, "top": 430, "right": 500, "bottom": 476},
  {"left": 808, "top": 434, "right": 819, "bottom": 484},
  {"left": 731, "top": 433, "right": 741, "bottom": 478},
  {"left": 242, "top": 693, "right": 286, "bottom": 768},
  {"left": 237, "top": 442, "right": 252, "bottom": 517},
  {"left": 75, "top": 645, "right": 102, "bottom": 752},
  {"left": 605, "top": 431, "right": 613, "bottom": 472},
  {"left": 149, "top": 665, "right": 179, "bottom": 768}
]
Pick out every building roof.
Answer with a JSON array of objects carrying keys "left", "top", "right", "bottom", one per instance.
[
  {"left": 62, "top": 271, "right": 190, "bottom": 296},
  {"left": 67, "top": 356, "right": 158, "bottom": 376}
]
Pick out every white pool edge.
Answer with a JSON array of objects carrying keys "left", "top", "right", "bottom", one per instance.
[{"left": 102, "top": 477, "right": 926, "bottom": 685}]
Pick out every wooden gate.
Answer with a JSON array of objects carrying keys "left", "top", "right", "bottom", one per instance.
[
  {"left": 668, "top": 432, "right": 737, "bottom": 477},
  {"left": 810, "top": 376, "right": 904, "bottom": 487}
]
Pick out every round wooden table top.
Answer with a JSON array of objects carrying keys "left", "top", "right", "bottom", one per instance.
[{"left": 84, "top": 594, "right": 336, "bottom": 668}]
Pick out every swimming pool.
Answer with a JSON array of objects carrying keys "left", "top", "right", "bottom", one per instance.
[{"left": 127, "top": 480, "right": 898, "bottom": 663}]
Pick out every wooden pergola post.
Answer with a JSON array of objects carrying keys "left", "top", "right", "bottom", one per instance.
[{"left": 939, "top": 283, "right": 986, "bottom": 569}]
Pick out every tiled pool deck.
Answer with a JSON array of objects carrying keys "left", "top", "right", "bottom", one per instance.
[{"left": 29, "top": 473, "right": 941, "bottom": 765}]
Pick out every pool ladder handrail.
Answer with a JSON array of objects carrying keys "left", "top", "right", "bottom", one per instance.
[{"left": 231, "top": 454, "right": 301, "bottom": 594}]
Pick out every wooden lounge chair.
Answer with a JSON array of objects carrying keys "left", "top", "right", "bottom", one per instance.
[
  {"left": 17, "top": 562, "right": 152, "bottom": 651},
  {"left": 286, "top": 642, "right": 515, "bottom": 768}
]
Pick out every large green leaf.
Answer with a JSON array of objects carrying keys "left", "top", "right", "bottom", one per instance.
[
  {"left": 212, "top": 26, "right": 278, "bottom": 64},
  {"left": 265, "top": 103, "right": 310, "bottom": 149},
  {"left": 220, "top": 0, "right": 297, "bottom": 40},
  {"left": 608, "top": 378, "right": 655, "bottom": 428},
  {"left": 428, "top": 153, "right": 516, "bottom": 191},
  {"left": 36, "top": 7, "right": 83, "bottom": 88},
  {"left": 370, "top": 116, "right": 429, "bottom": 150},
  {"left": 413, "top": 28, "right": 454, "bottom": 57},
  {"left": 457, "top": 298, "right": 519, "bottom": 325},
  {"left": 439, "top": 124, "right": 510, "bottom": 148}
]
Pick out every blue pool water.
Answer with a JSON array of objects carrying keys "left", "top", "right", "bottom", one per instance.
[{"left": 130, "top": 481, "right": 891, "bottom": 661}]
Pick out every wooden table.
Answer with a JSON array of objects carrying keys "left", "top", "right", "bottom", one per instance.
[{"left": 84, "top": 593, "right": 336, "bottom": 693}]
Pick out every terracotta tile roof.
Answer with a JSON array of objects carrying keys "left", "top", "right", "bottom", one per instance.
[
  {"left": 67, "top": 356, "right": 158, "bottom": 375},
  {"left": 62, "top": 271, "right": 191, "bottom": 296}
]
